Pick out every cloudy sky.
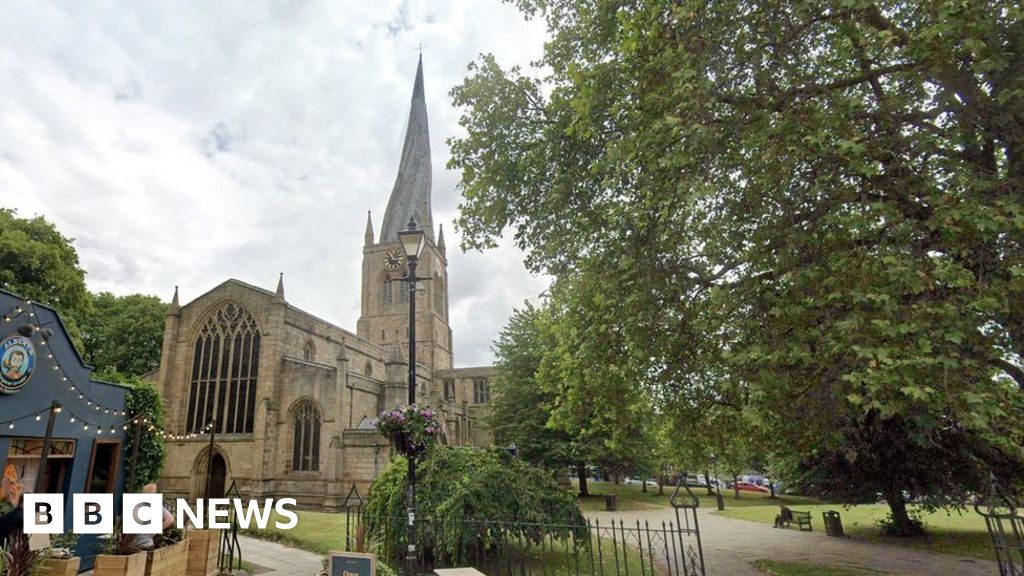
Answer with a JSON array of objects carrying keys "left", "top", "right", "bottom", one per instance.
[{"left": 0, "top": 0, "right": 552, "bottom": 367}]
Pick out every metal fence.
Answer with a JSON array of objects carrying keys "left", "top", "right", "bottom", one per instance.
[
  {"left": 218, "top": 481, "right": 244, "bottom": 572},
  {"left": 976, "top": 477, "right": 1024, "bottom": 576},
  {"left": 341, "top": 483, "right": 705, "bottom": 576}
]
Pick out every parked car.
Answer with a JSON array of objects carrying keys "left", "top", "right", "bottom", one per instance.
[
  {"left": 684, "top": 475, "right": 709, "bottom": 488},
  {"left": 624, "top": 477, "right": 658, "bottom": 487},
  {"left": 734, "top": 481, "right": 771, "bottom": 494}
]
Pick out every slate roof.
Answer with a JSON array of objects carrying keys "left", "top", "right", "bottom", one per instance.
[{"left": 380, "top": 55, "right": 434, "bottom": 243}]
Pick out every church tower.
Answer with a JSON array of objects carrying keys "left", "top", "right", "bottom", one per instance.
[{"left": 358, "top": 56, "right": 453, "bottom": 372}]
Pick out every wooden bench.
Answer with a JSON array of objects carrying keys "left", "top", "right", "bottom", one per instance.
[
  {"left": 790, "top": 510, "right": 812, "bottom": 531},
  {"left": 775, "top": 509, "right": 813, "bottom": 531}
]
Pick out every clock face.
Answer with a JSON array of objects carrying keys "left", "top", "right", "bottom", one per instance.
[{"left": 384, "top": 249, "right": 405, "bottom": 270}]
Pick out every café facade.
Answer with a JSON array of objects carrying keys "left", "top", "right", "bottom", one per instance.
[{"left": 0, "top": 288, "right": 131, "bottom": 570}]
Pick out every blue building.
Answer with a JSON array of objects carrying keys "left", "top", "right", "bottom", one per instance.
[{"left": 0, "top": 288, "right": 131, "bottom": 571}]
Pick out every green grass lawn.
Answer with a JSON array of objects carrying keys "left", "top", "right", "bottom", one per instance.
[
  {"left": 241, "top": 509, "right": 349, "bottom": 555},
  {"left": 754, "top": 559, "right": 882, "bottom": 575},
  {"left": 719, "top": 502, "right": 993, "bottom": 561}
]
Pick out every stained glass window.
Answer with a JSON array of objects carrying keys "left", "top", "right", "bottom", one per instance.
[
  {"left": 473, "top": 378, "right": 490, "bottom": 404},
  {"left": 292, "top": 401, "right": 321, "bottom": 472},
  {"left": 187, "top": 303, "right": 260, "bottom": 434}
]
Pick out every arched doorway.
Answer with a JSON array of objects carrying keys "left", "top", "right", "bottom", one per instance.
[
  {"left": 208, "top": 452, "right": 226, "bottom": 499},
  {"left": 193, "top": 448, "right": 229, "bottom": 499}
]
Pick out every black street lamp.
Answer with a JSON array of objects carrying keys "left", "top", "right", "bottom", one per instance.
[{"left": 397, "top": 218, "right": 426, "bottom": 576}]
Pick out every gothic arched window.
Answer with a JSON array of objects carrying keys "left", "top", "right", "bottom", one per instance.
[
  {"left": 292, "top": 401, "right": 321, "bottom": 472},
  {"left": 303, "top": 341, "right": 315, "bottom": 361},
  {"left": 187, "top": 303, "right": 260, "bottom": 434},
  {"left": 381, "top": 276, "right": 393, "bottom": 308},
  {"left": 433, "top": 277, "right": 446, "bottom": 316},
  {"left": 473, "top": 378, "right": 491, "bottom": 404},
  {"left": 398, "top": 280, "right": 410, "bottom": 303}
]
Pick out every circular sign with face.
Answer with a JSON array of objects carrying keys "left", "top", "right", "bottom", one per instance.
[{"left": 0, "top": 335, "right": 35, "bottom": 394}]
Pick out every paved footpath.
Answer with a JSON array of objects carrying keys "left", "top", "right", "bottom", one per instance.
[
  {"left": 587, "top": 506, "right": 997, "bottom": 576},
  {"left": 237, "top": 534, "right": 323, "bottom": 576}
]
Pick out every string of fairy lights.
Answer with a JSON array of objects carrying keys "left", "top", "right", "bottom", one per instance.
[
  {"left": 0, "top": 297, "right": 207, "bottom": 440},
  {"left": 0, "top": 401, "right": 144, "bottom": 435},
  {"left": 154, "top": 420, "right": 214, "bottom": 441}
]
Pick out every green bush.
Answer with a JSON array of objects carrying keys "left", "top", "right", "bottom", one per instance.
[
  {"left": 365, "top": 446, "right": 584, "bottom": 565},
  {"left": 125, "top": 377, "right": 167, "bottom": 489}
]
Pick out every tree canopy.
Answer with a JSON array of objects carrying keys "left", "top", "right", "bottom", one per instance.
[
  {"left": 490, "top": 303, "right": 579, "bottom": 469},
  {"left": 490, "top": 300, "right": 660, "bottom": 495},
  {"left": 0, "top": 209, "right": 89, "bottom": 349},
  {"left": 0, "top": 210, "right": 168, "bottom": 378},
  {"left": 81, "top": 292, "right": 168, "bottom": 377},
  {"left": 450, "top": 0, "right": 1024, "bottom": 535}
]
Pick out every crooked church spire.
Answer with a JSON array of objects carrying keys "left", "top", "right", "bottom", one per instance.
[{"left": 380, "top": 55, "right": 434, "bottom": 243}]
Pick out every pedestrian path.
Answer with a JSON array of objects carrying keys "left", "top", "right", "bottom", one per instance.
[
  {"left": 237, "top": 534, "right": 323, "bottom": 576},
  {"left": 586, "top": 507, "right": 996, "bottom": 576}
]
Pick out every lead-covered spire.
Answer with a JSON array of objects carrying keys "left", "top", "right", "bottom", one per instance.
[{"left": 380, "top": 55, "right": 433, "bottom": 243}]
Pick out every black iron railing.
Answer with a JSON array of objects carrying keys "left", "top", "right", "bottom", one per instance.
[
  {"left": 976, "top": 477, "right": 1024, "bottom": 576},
  {"left": 219, "top": 480, "right": 244, "bottom": 572}
]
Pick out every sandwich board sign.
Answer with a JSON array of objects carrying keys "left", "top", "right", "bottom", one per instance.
[{"left": 328, "top": 551, "right": 375, "bottom": 576}]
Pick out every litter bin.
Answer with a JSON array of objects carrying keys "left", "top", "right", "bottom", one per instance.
[
  {"left": 605, "top": 495, "right": 617, "bottom": 511},
  {"left": 823, "top": 510, "right": 845, "bottom": 537}
]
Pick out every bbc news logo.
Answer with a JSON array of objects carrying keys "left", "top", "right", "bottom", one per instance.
[{"left": 23, "top": 494, "right": 298, "bottom": 534}]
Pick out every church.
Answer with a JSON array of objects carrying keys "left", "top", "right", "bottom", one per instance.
[{"left": 153, "top": 57, "right": 496, "bottom": 507}]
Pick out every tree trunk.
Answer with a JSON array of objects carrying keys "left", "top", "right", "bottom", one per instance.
[
  {"left": 769, "top": 481, "right": 776, "bottom": 499},
  {"left": 658, "top": 468, "right": 665, "bottom": 496},
  {"left": 704, "top": 471, "right": 714, "bottom": 495},
  {"left": 733, "top": 475, "right": 741, "bottom": 499},
  {"left": 883, "top": 491, "right": 924, "bottom": 537},
  {"left": 577, "top": 463, "right": 590, "bottom": 497}
]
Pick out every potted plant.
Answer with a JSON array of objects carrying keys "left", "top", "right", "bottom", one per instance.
[
  {"left": 145, "top": 528, "right": 189, "bottom": 576},
  {"left": 375, "top": 404, "right": 441, "bottom": 457},
  {"left": 37, "top": 533, "right": 80, "bottom": 576},
  {"left": 0, "top": 530, "right": 43, "bottom": 576},
  {"left": 184, "top": 526, "right": 220, "bottom": 576},
  {"left": 95, "top": 523, "right": 147, "bottom": 576}
]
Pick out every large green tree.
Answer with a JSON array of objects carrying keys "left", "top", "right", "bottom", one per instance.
[
  {"left": 81, "top": 292, "right": 168, "bottom": 377},
  {"left": 0, "top": 209, "right": 89, "bottom": 348},
  {"left": 490, "top": 303, "right": 588, "bottom": 491},
  {"left": 450, "top": 0, "right": 1024, "bottom": 535}
]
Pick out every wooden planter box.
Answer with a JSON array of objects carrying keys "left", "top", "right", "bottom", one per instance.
[
  {"left": 37, "top": 557, "right": 81, "bottom": 576},
  {"left": 146, "top": 539, "right": 190, "bottom": 576},
  {"left": 185, "top": 529, "right": 220, "bottom": 576},
  {"left": 94, "top": 551, "right": 147, "bottom": 576}
]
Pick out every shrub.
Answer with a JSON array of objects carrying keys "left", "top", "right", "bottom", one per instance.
[{"left": 364, "top": 446, "right": 584, "bottom": 565}]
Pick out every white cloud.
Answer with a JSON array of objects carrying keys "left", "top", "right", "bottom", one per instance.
[{"left": 0, "top": 0, "right": 549, "bottom": 366}]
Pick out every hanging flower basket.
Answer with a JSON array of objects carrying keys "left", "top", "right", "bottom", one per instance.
[{"left": 376, "top": 404, "right": 441, "bottom": 458}]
